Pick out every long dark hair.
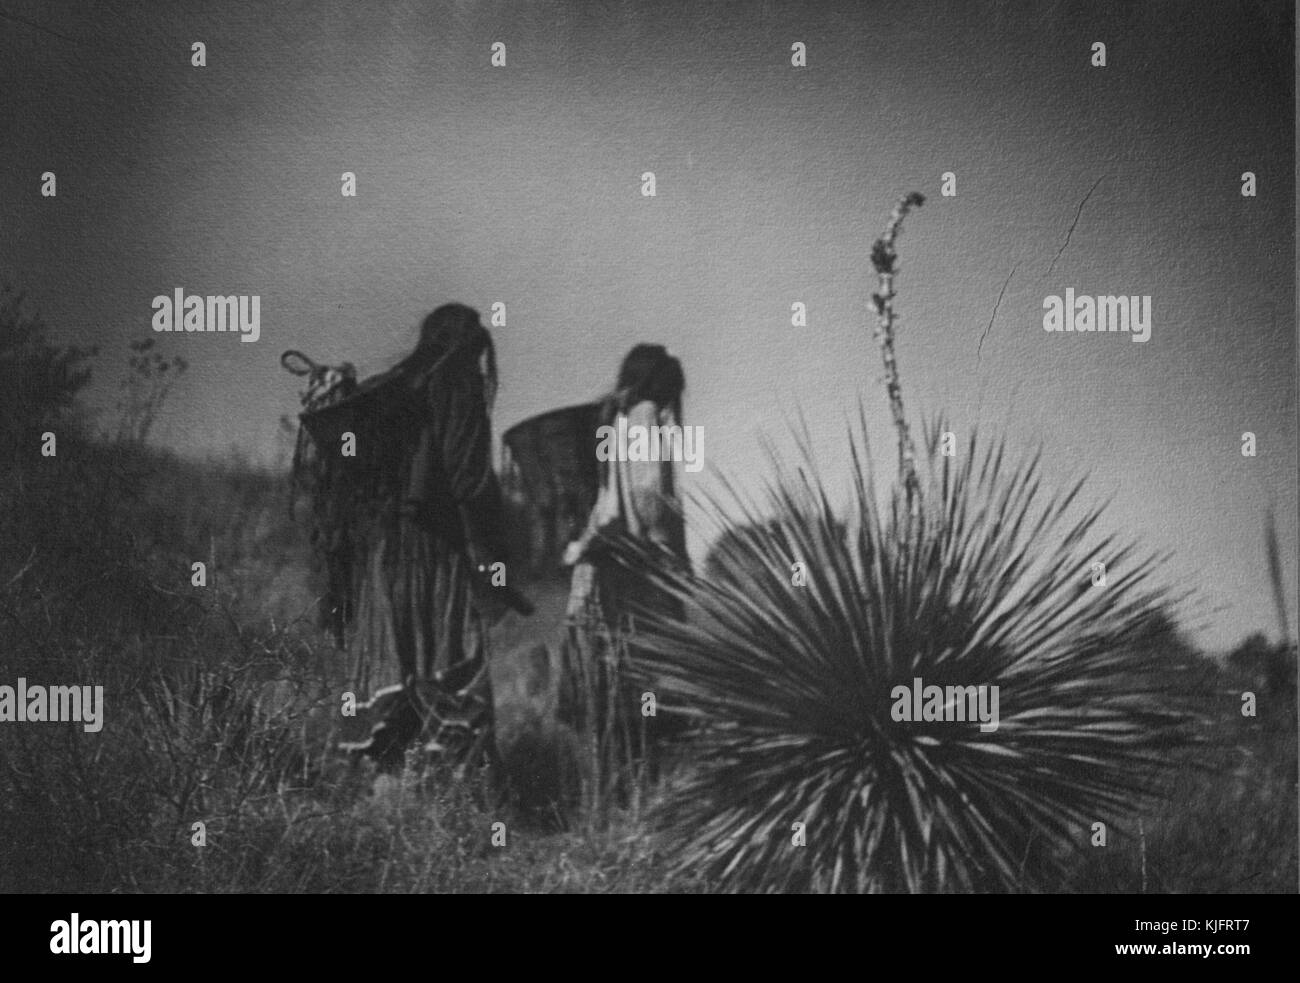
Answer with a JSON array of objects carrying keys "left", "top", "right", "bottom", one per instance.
[
  {"left": 598, "top": 343, "right": 684, "bottom": 429},
  {"left": 395, "top": 303, "right": 498, "bottom": 413}
]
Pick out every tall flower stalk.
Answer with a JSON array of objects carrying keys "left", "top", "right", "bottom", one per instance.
[{"left": 869, "top": 191, "right": 926, "bottom": 515}]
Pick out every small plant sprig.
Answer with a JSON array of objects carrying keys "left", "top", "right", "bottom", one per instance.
[
  {"left": 869, "top": 191, "right": 925, "bottom": 514},
  {"left": 115, "top": 337, "right": 188, "bottom": 446}
]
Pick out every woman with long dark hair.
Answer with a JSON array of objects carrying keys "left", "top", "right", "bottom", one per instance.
[
  {"left": 341, "top": 303, "right": 527, "bottom": 776},
  {"left": 560, "top": 343, "right": 689, "bottom": 805}
]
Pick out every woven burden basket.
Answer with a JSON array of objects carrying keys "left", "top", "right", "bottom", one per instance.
[
  {"left": 502, "top": 402, "right": 602, "bottom": 574},
  {"left": 298, "top": 367, "right": 425, "bottom": 504},
  {"left": 299, "top": 366, "right": 414, "bottom": 445}
]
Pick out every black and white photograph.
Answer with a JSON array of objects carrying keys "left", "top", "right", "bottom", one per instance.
[{"left": 0, "top": 0, "right": 1295, "bottom": 944}]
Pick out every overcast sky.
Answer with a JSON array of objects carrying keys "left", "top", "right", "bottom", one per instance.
[{"left": 2, "top": 0, "right": 1294, "bottom": 653}]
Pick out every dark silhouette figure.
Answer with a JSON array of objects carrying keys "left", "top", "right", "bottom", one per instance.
[
  {"left": 325, "top": 304, "right": 529, "bottom": 775},
  {"left": 559, "top": 344, "right": 690, "bottom": 804}
]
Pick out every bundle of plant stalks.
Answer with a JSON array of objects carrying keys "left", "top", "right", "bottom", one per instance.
[
  {"left": 558, "top": 613, "right": 653, "bottom": 829},
  {"left": 604, "top": 414, "right": 1204, "bottom": 893}
]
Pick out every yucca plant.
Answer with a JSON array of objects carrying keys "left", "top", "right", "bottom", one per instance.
[
  {"left": 611, "top": 419, "right": 1200, "bottom": 892},
  {"left": 603, "top": 193, "right": 1200, "bottom": 892}
]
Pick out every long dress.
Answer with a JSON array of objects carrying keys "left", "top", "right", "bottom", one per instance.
[
  {"left": 559, "top": 399, "right": 688, "bottom": 796},
  {"left": 345, "top": 356, "right": 510, "bottom": 774}
]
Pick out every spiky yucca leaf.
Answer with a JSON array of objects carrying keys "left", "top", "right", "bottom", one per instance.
[{"left": 607, "top": 413, "right": 1200, "bottom": 893}]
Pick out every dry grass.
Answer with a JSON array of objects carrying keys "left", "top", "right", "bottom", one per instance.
[
  {"left": 0, "top": 414, "right": 1292, "bottom": 893},
  {"left": 0, "top": 434, "right": 687, "bottom": 893}
]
